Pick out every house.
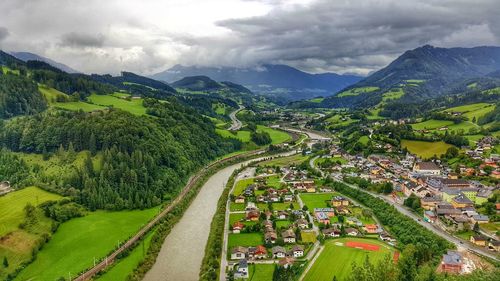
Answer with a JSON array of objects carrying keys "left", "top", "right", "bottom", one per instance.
[
  {"left": 331, "top": 196, "right": 349, "bottom": 207},
  {"left": 235, "top": 196, "right": 245, "bottom": 204},
  {"left": 290, "top": 245, "right": 304, "bottom": 258},
  {"left": 424, "top": 210, "right": 437, "bottom": 223},
  {"left": 441, "top": 250, "right": 463, "bottom": 274},
  {"left": 282, "top": 229, "right": 296, "bottom": 243},
  {"left": 277, "top": 211, "right": 289, "bottom": 220},
  {"left": 265, "top": 231, "right": 278, "bottom": 244},
  {"left": 248, "top": 245, "right": 267, "bottom": 259},
  {"left": 246, "top": 210, "right": 260, "bottom": 221},
  {"left": 471, "top": 215, "right": 489, "bottom": 224},
  {"left": 231, "top": 246, "right": 248, "bottom": 260},
  {"left": 314, "top": 208, "right": 335, "bottom": 217},
  {"left": 379, "top": 231, "right": 396, "bottom": 242},
  {"left": 272, "top": 246, "right": 286, "bottom": 258},
  {"left": 233, "top": 221, "right": 245, "bottom": 233},
  {"left": 413, "top": 162, "right": 441, "bottom": 175},
  {"left": 295, "top": 218, "right": 309, "bottom": 229},
  {"left": 436, "top": 203, "right": 461, "bottom": 216},
  {"left": 269, "top": 194, "right": 280, "bottom": 203},
  {"left": 234, "top": 259, "right": 249, "bottom": 279},
  {"left": 315, "top": 211, "right": 330, "bottom": 225},
  {"left": 284, "top": 194, "right": 294, "bottom": 202},
  {"left": 306, "top": 186, "right": 316, "bottom": 193},
  {"left": 345, "top": 227, "right": 359, "bottom": 236},
  {"left": 470, "top": 235, "right": 488, "bottom": 247},
  {"left": 245, "top": 202, "right": 258, "bottom": 211},
  {"left": 420, "top": 196, "right": 442, "bottom": 210},
  {"left": 364, "top": 224, "right": 379, "bottom": 234},
  {"left": 488, "top": 240, "right": 500, "bottom": 252},
  {"left": 322, "top": 227, "right": 341, "bottom": 238}
]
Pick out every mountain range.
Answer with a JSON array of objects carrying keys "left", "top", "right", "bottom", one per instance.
[
  {"left": 10, "top": 51, "right": 80, "bottom": 73},
  {"left": 152, "top": 64, "right": 363, "bottom": 101}
]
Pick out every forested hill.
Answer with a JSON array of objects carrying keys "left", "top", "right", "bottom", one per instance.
[{"left": 0, "top": 51, "right": 241, "bottom": 210}]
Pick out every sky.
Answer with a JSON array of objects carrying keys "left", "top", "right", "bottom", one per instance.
[{"left": 0, "top": 0, "right": 499, "bottom": 76}]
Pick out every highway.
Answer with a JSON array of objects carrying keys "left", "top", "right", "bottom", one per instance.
[{"left": 228, "top": 105, "right": 244, "bottom": 131}]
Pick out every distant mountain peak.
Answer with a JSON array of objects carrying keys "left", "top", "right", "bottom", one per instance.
[{"left": 9, "top": 51, "right": 80, "bottom": 73}]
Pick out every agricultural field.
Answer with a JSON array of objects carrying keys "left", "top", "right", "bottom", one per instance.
[
  {"left": 88, "top": 93, "right": 147, "bottom": 115},
  {"left": 258, "top": 154, "right": 308, "bottom": 167},
  {"left": 300, "top": 193, "right": 340, "bottom": 209},
  {"left": 248, "top": 264, "right": 274, "bottom": 281},
  {"left": 227, "top": 233, "right": 263, "bottom": 248},
  {"left": 401, "top": 140, "right": 454, "bottom": 159},
  {"left": 303, "top": 238, "right": 395, "bottom": 281},
  {"left": 326, "top": 114, "right": 358, "bottom": 127},
  {"left": 410, "top": 119, "right": 454, "bottom": 130},
  {"left": 96, "top": 229, "right": 156, "bottom": 281},
  {"left": 442, "top": 103, "right": 494, "bottom": 122},
  {"left": 55, "top": 100, "right": 107, "bottom": 112},
  {"left": 0, "top": 187, "right": 62, "bottom": 237},
  {"left": 216, "top": 126, "right": 290, "bottom": 145},
  {"left": 14, "top": 207, "right": 160, "bottom": 281},
  {"left": 337, "top": 87, "right": 379, "bottom": 97},
  {"left": 300, "top": 231, "right": 317, "bottom": 243},
  {"left": 216, "top": 129, "right": 252, "bottom": 142},
  {"left": 256, "top": 202, "right": 299, "bottom": 211}
]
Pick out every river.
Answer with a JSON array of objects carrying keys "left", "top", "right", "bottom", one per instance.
[{"left": 143, "top": 151, "right": 295, "bottom": 281}]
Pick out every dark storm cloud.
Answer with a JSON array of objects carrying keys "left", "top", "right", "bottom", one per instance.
[
  {"left": 0, "top": 27, "right": 9, "bottom": 41},
  {"left": 60, "top": 32, "right": 105, "bottom": 48},
  {"left": 209, "top": 0, "right": 500, "bottom": 74}
]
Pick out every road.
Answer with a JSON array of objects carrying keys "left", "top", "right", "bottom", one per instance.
[
  {"left": 308, "top": 155, "right": 499, "bottom": 262},
  {"left": 228, "top": 105, "right": 244, "bottom": 131}
]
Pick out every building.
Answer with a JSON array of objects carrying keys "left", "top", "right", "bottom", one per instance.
[
  {"left": 331, "top": 196, "right": 349, "bottom": 207},
  {"left": 488, "top": 240, "right": 500, "bottom": 252},
  {"left": 471, "top": 215, "right": 489, "bottom": 224},
  {"left": 232, "top": 222, "right": 245, "bottom": 233},
  {"left": 231, "top": 246, "right": 248, "bottom": 260},
  {"left": 470, "top": 235, "right": 488, "bottom": 247},
  {"left": 424, "top": 210, "right": 437, "bottom": 223},
  {"left": 413, "top": 162, "right": 441, "bottom": 175},
  {"left": 272, "top": 246, "right": 286, "bottom": 258},
  {"left": 290, "top": 245, "right": 304, "bottom": 258},
  {"left": 420, "top": 196, "right": 442, "bottom": 210},
  {"left": 451, "top": 194, "right": 474, "bottom": 209},
  {"left": 364, "top": 224, "right": 379, "bottom": 234},
  {"left": 282, "top": 229, "right": 296, "bottom": 243},
  {"left": 322, "top": 227, "right": 341, "bottom": 238},
  {"left": 441, "top": 251, "right": 463, "bottom": 274},
  {"left": 234, "top": 259, "right": 249, "bottom": 279},
  {"left": 248, "top": 245, "right": 267, "bottom": 260}
]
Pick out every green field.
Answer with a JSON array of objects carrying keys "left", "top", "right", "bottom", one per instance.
[
  {"left": 38, "top": 85, "right": 69, "bottom": 104},
  {"left": 15, "top": 207, "right": 159, "bottom": 281},
  {"left": 248, "top": 264, "right": 274, "bottom": 281},
  {"left": 310, "top": 97, "right": 324, "bottom": 103},
  {"left": 88, "top": 93, "right": 147, "bottom": 115},
  {"left": 300, "top": 193, "right": 339, "bottom": 209},
  {"left": 258, "top": 154, "right": 308, "bottom": 167},
  {"left": 410, "top": 119, "right": 454, "bottom": 130},
  {"left": 326, "top": 114, "right": 358, "bottom": 127},
  {"left": 55, "top": 101, "right": 107, "bottom": 112},
  {"left": 1, "top": 66, "right": 20, "bottom": 75},
  {"left": 0, "top": 187, "right": 62, "bottom": 237},
  {"left": 301, "top": 231, "right": 317, "bottom": 243},
  {"left": 96, "top": 229, "right": 156, "bottom": 281},
  {"left": 382, "top": 88, "right": 404, "bottom": 101},
  {"left": 257, "top": 202, "right": 299, "bottom": 211},
  {"left": 303, "top": 238, "right": 394, "bottom": 281},
  {"left": 337, "top": 87, "right": 379, "bottom": 97},
  {"left": 232, "top": 178, "right": 255, "bottom": 195},
  {"left": 228, "top": 233, "right": 263, "bottom": 248},
  {"left": 217, "top": 126, "right": 290, "bottom": 145},
  {"left": 401, "top": 139, "right": 454, "bottom": 159}
]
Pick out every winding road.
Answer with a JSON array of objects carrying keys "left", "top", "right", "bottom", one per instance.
[{"left": 228, "top": 105, "right": 244, "bottom": 131}]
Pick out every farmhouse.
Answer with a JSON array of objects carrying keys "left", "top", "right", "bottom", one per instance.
[
  {"left": 248, "top": 245, "right": 267, "bottom": 260},
  {"left": 234, "top": 196, "right": 245, "bottom": 204},
  {"left": 289, "top": 245, "right": 304, "bottom": 258},
  {"left": 272, "top": 246, "right": 286, "bottom": 258},
  {"left": 441, "top": 251, "right": 463, "bottom": 274},
  {"left": 265, "top": 231, "right": 277, "bottom": 244},
  {"left": 246, "top": 210, "right": 260, "bottom": 221},
  {"left": 345, "top": 228, "right": 360, "bottom": 236},
  {"left": 364, "top": 224, "right": 379, "bottom": 234},
  {"left": 282, "top": 229, "right": 296, "bottom": 243},
  {"left": 232, "top": 221, "right": 244, "bottom": 233},
  {"left": 322, "top": 227, "right": 341, "bottom": 238},
  {"left": 451, "top": 194, "right": 474, "bottom": 209},
  {"left": 295, "top": 218, "right": 309, "bottom": 229}
]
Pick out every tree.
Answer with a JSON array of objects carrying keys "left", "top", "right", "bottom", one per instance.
[
  {"left": 399, "top": 244, "right": 418, "bottom": 281},
  {"left": 473, "top": 222, "right": 480, "bottom": 233},
  {"left": 3, "top": 256, "right": 8, "bottom": 268},
  {"left": 89, "top": 133, "right": 97, "bottom": 156},
  {"left": 302, "top": 205, "right": 308, "bottom": 211}
]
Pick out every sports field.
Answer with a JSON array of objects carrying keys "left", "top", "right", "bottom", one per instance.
[
  {"left": 303, "top": 238, "right": 395, "bottom": 281},
  {"left": 0, "top": 186, "right": 62, "bottom": 237},
  {"left": 14, "top": 207, "right": 159, "bottom": 281},
  {"left": 401, "top": 139, "right": 454, "bottom": 159}
]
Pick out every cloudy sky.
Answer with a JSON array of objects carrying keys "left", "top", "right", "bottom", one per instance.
[{"left": 1, "top": 0, "right": 499, "bottom": 75}]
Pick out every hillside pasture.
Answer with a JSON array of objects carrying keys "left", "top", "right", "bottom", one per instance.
[
  {"left": 258, "top": 154, "right": 308, "bottom": 167},
  {"left": 337, "top": 87, "right": 379, "bottom": 97},
  {"left": 442, "top": 103, "right": 494, "bottom": 122},
  {"left": 88, "top": 93, "right": 147, "bottom": 115},
  {"left": 382, "top": 88, "right": 404, "bottom": 101},
  {"left": 411, "top": 119, "right": 453, "bottom": 130},
  {"left": 14, "top": 207, "right": 159, "bottom": 281},
  {"left": 401, "top": 139, "right": 454, "bottom": 159},
  {"left": 303, "top": 238, "right": 395, "bottom": 281},
  {"left": 38, "top": 85, "right": 69, "bottom": 104}
]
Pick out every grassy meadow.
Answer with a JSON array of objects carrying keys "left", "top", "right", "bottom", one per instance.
[
  {"left": 401, "top": 139, "right": 454, "bottom": 159},
  {"left": 300, "top": 193, "right": 340, "bottom": 209},
  {"left": 337, "top": 87, "right": 379, "bottom": 97},
  {"left": 88, "top": 94, "right": 147, "bottom": 115},
  {"left": 248, "top": 264, "right": 274, "bottom": 281},
  {"left": 228, "top": 233, "right": 263, "bottom": 249},
  {"left": 14, "top": 207, "right": 159, "bottom": 281},
  {"left": 258, "top": 154, "right": 308, "bottom": 167}
]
